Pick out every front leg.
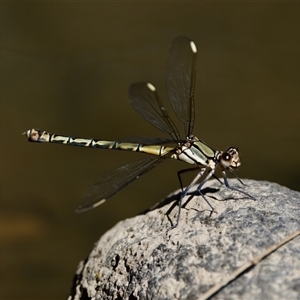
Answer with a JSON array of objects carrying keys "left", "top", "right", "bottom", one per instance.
[{"left": 222, "top": 171, "right": 256, "bottom": 200}]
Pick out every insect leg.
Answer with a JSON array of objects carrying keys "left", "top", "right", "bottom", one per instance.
[
  {"left": 172, "top": 167, "right": 206, "bottom": 228},
  {"left": 222, "top": 171, "right": 255, "bottom": 200}
]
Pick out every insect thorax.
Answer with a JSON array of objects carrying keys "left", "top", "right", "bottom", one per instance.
[{"left": 175, "top": 135, "right": 217, "bottom": 166}]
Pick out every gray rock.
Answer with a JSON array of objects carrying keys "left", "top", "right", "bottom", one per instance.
[{"left": 68, "top": 179, "right": 300, "bottom": 300}]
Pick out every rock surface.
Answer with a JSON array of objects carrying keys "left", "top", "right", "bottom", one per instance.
[{"left": 68, "top": 179, "right": 300, "bottom": 300}]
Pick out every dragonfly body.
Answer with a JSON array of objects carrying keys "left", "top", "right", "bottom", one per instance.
[
  {"left": 24, "top": 36, "right": 253, "bottom": 226},
  {"left": 25, "top": 128, "right": 238, "bottom": 170}
]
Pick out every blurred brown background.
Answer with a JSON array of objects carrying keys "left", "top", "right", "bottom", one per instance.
[{"left": 1, "top": 2, "right": 300, "bottom": 299}]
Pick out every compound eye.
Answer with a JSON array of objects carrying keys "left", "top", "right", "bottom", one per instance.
[
  {"left": 222, "top": 153, "right": 232, "bottom": 161},
  {"left": 220, "top": 152, "right": 232, "bottom": 169}
]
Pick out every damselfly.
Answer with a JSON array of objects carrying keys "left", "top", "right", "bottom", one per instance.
[{"left": 24, "top": 36, "right": 253, "bottom": 226}]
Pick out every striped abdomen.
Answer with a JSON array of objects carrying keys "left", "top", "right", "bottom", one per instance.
[{"left": 24, "top": 129, "right": 175, "bottom": 158}]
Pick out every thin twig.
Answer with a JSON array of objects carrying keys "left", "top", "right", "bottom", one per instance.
[{"left": 199, "top": 229, "right": 300, "bottom": 300}]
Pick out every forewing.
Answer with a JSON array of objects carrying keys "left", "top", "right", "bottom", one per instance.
[
  {"left": 76, "top": 156, "right": 166, "bottom": 212},
  {"left": 129, "top": 82, "right": 181, "bottom": 141},
  {"left": 166, "top": 36, "right": 197, "bottom": 136}
]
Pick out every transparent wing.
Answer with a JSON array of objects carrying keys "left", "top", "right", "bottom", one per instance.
[
  {"left": 166, "top": 36, "right": 197, "bottom": 137},
  {"left": 76, "top": 156, "right": 166, "bottom": 212},
  {"left": 129, "top": 82, "right": 181, "bottom": 141}
]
